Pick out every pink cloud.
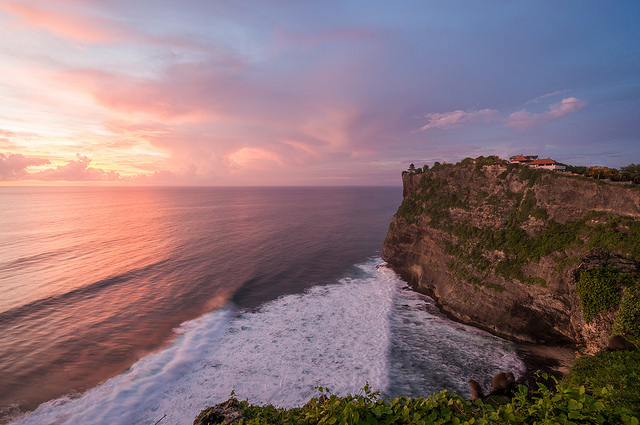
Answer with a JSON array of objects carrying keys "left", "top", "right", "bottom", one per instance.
[
  {"left": 58, "top": 69, "right": 211, "bottom": 122},
  {"left": 0, "top": 131, "right": 17, "bottom": 150},
  {"left": 421, "top": 97, "right": 587, "bottom": 133},
  {"left": 1, "top": 1, "right": 213, "bottom": 52},
  {"left": 0, "top": 152, "right": 50, "bottom": 180},
  {"left": 128, "top": 164, "right": 198, "bottom": 185},
  {"left": 505, "top": 97, "right": 587, "bottom": 130},
  {"left": 31, "top": 154, "right": 120, "bottom": 181},
  {"left": 281, "top": 140, "right": 321, "bottom": 158},
  {"left": 420, "top": 108, "right": 500, "bottom": 131},
  {"left": 1, "top": 2, "right": 132, "bottom": 44},
  {"left": 227, "top": 147, "right": 282, "bottom": 170},
  {"left": 58, "top": 59, "right": 251, "bottom": 123}
]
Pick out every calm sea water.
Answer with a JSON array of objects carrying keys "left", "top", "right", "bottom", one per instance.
[{"left": 0, "top": 187, "right": 523, "bottom": 425}]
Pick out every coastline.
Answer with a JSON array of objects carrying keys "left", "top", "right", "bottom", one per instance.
[
  {"left": 515, "top": 342, "right": 576, "bottom": 387},
  {"left": 394, "top": 268, "right": 577, "bottom": 387}
]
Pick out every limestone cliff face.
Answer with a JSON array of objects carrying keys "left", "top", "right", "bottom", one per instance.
[{"left": 382, "top": 162, "right": 640, "bottom": 351}]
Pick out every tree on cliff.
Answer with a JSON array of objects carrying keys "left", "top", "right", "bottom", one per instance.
[{"left": 621, "top": 163, "right": 640, "bottom": 184}]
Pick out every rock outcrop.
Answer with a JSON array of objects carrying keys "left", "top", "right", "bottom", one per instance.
[
  {"left": 193, "top": 398, "right": 244, "bottom": 425},
  {"left": 382, "top": 161, "right": 640, "bottom": 352}
]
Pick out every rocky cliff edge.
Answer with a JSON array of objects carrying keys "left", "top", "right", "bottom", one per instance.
[{"left": 382, "top": 160, "right": 640, "bottom": 353}]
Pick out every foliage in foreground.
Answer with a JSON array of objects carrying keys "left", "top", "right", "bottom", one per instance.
[
  {"left": 205, "top": 378, "right": 639, "bottom": 425},
  {"left": 564, "top": 350, "right": 640, "bottom": 415}
]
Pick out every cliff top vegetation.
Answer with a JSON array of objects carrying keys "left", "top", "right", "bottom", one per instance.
[
  {"left": 395, "top": 158, "right": 640, "bottom": 285},
  {"left": 390, "top": 156, "right": 640, "bottom": 350},
  {"left": 403, "top": 155, "right": 640, "bottom": 186}
]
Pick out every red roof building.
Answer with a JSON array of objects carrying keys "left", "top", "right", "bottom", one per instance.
[
  {"left": 527, "top": 158, "right": 566, "bottom": 171},
  {"left": 510, "top": 154, "right": 529, "bottom": 164}
]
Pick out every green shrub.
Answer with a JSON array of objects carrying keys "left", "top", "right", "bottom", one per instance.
[
  {"left": 516, "top": 166, "right": 546, "bottom": 187},
  {"left": 204, "top": 379, "right": 639, "bottom": 424},
  {"left": 498, "top": 163, "right": 518, "bottom": 179},
  {"left": 396, "top": 197, "right": 422, "bottom": 224},
  {"left": 516, "top": 189, "right": 537, "bottom": 222},
  {"left": 563, "top": 350, "right": 640, "bottom": 416},
  {"left": 588, "top": 219, "right": 640, "bottom": 259},
  {"left": 576, "top": 266, "right": 628, "bottom": 323},
  {"left": 613, "top": 283, "right": 640, "bottom": 343}
]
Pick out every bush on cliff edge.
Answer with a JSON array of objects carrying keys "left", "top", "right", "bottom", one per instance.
[
  {"left": 196, "top": 378, "right": 639, "bottom": 424},
  {"left": 564, "top": 350, "right": 640, "bottom": 416}
]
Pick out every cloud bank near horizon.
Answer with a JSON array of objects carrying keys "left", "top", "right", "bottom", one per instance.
[{"left": 0, "top": 0, "right": 638, "bottom": 185}]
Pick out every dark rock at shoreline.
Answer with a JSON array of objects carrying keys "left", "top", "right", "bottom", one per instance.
[{"left": 193, "top": 398, "right": 244, "bottom": 425}]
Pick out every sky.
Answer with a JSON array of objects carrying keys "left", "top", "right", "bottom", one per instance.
[{"left": 0, "top": 1, "right": 638, "bottom": 186}]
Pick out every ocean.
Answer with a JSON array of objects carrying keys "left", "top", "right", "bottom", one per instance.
[{"left": 0, "top": 186, "right": 524, "bottom": 425}]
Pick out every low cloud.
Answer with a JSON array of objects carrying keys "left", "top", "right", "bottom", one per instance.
[
  {"left": 505, "top": 97, "right": 587, "bottom": 130},
  {"left": 0, "top": 147, "right": 191, "bottom": 186},
  {"left": 129, "top": 164, "right": 198, "bottom": 185},
  {"left": 0, "top": 153, "right": 122, "bottom": 181},
  {"left": 420, "top": 109, "right": 500, "bottom": 131},
  {"left": 0, "top": 152, "right": 50, "bottom": 180},
  {"left": 31, "top": 154, "right": 121, "bottom": 181}
]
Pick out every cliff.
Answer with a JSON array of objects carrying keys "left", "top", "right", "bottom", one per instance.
[{"left": 382, "top": 160, "right": 640, "bottom": 352}]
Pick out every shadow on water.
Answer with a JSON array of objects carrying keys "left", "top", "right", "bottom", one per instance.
[{"left": 231, "top": 270, "right": 333, "bottom": 311}]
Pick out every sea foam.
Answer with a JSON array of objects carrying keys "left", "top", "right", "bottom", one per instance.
[
  {"left": 11, "top": 260, "right": 396, "bottom": 425},
  {"left": 11, "top": 259, "right": 523, "bottom": 425}
]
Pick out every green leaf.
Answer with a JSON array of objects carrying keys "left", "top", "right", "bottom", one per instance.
[
  {"left": 568, "top": 410, "right": 584, "bottom": 420},
  {"left": 568, "top": 399, "right": 582, "bottom": 410}
]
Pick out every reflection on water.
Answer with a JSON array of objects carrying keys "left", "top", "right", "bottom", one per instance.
[
  {"left": 0, "top": 186, "right": 401, "bottom": 420},
  {"left": 0, "top": 188, "right": 173, "bottom": 312}
]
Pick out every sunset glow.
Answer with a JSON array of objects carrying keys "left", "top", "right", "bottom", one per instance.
[{"left": 1, "top": 1, "right": 638, "bottom": 185}]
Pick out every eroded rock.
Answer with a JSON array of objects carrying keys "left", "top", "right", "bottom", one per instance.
[{"left": 194, "top": 398, "right": 244, "bottom": 425}]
